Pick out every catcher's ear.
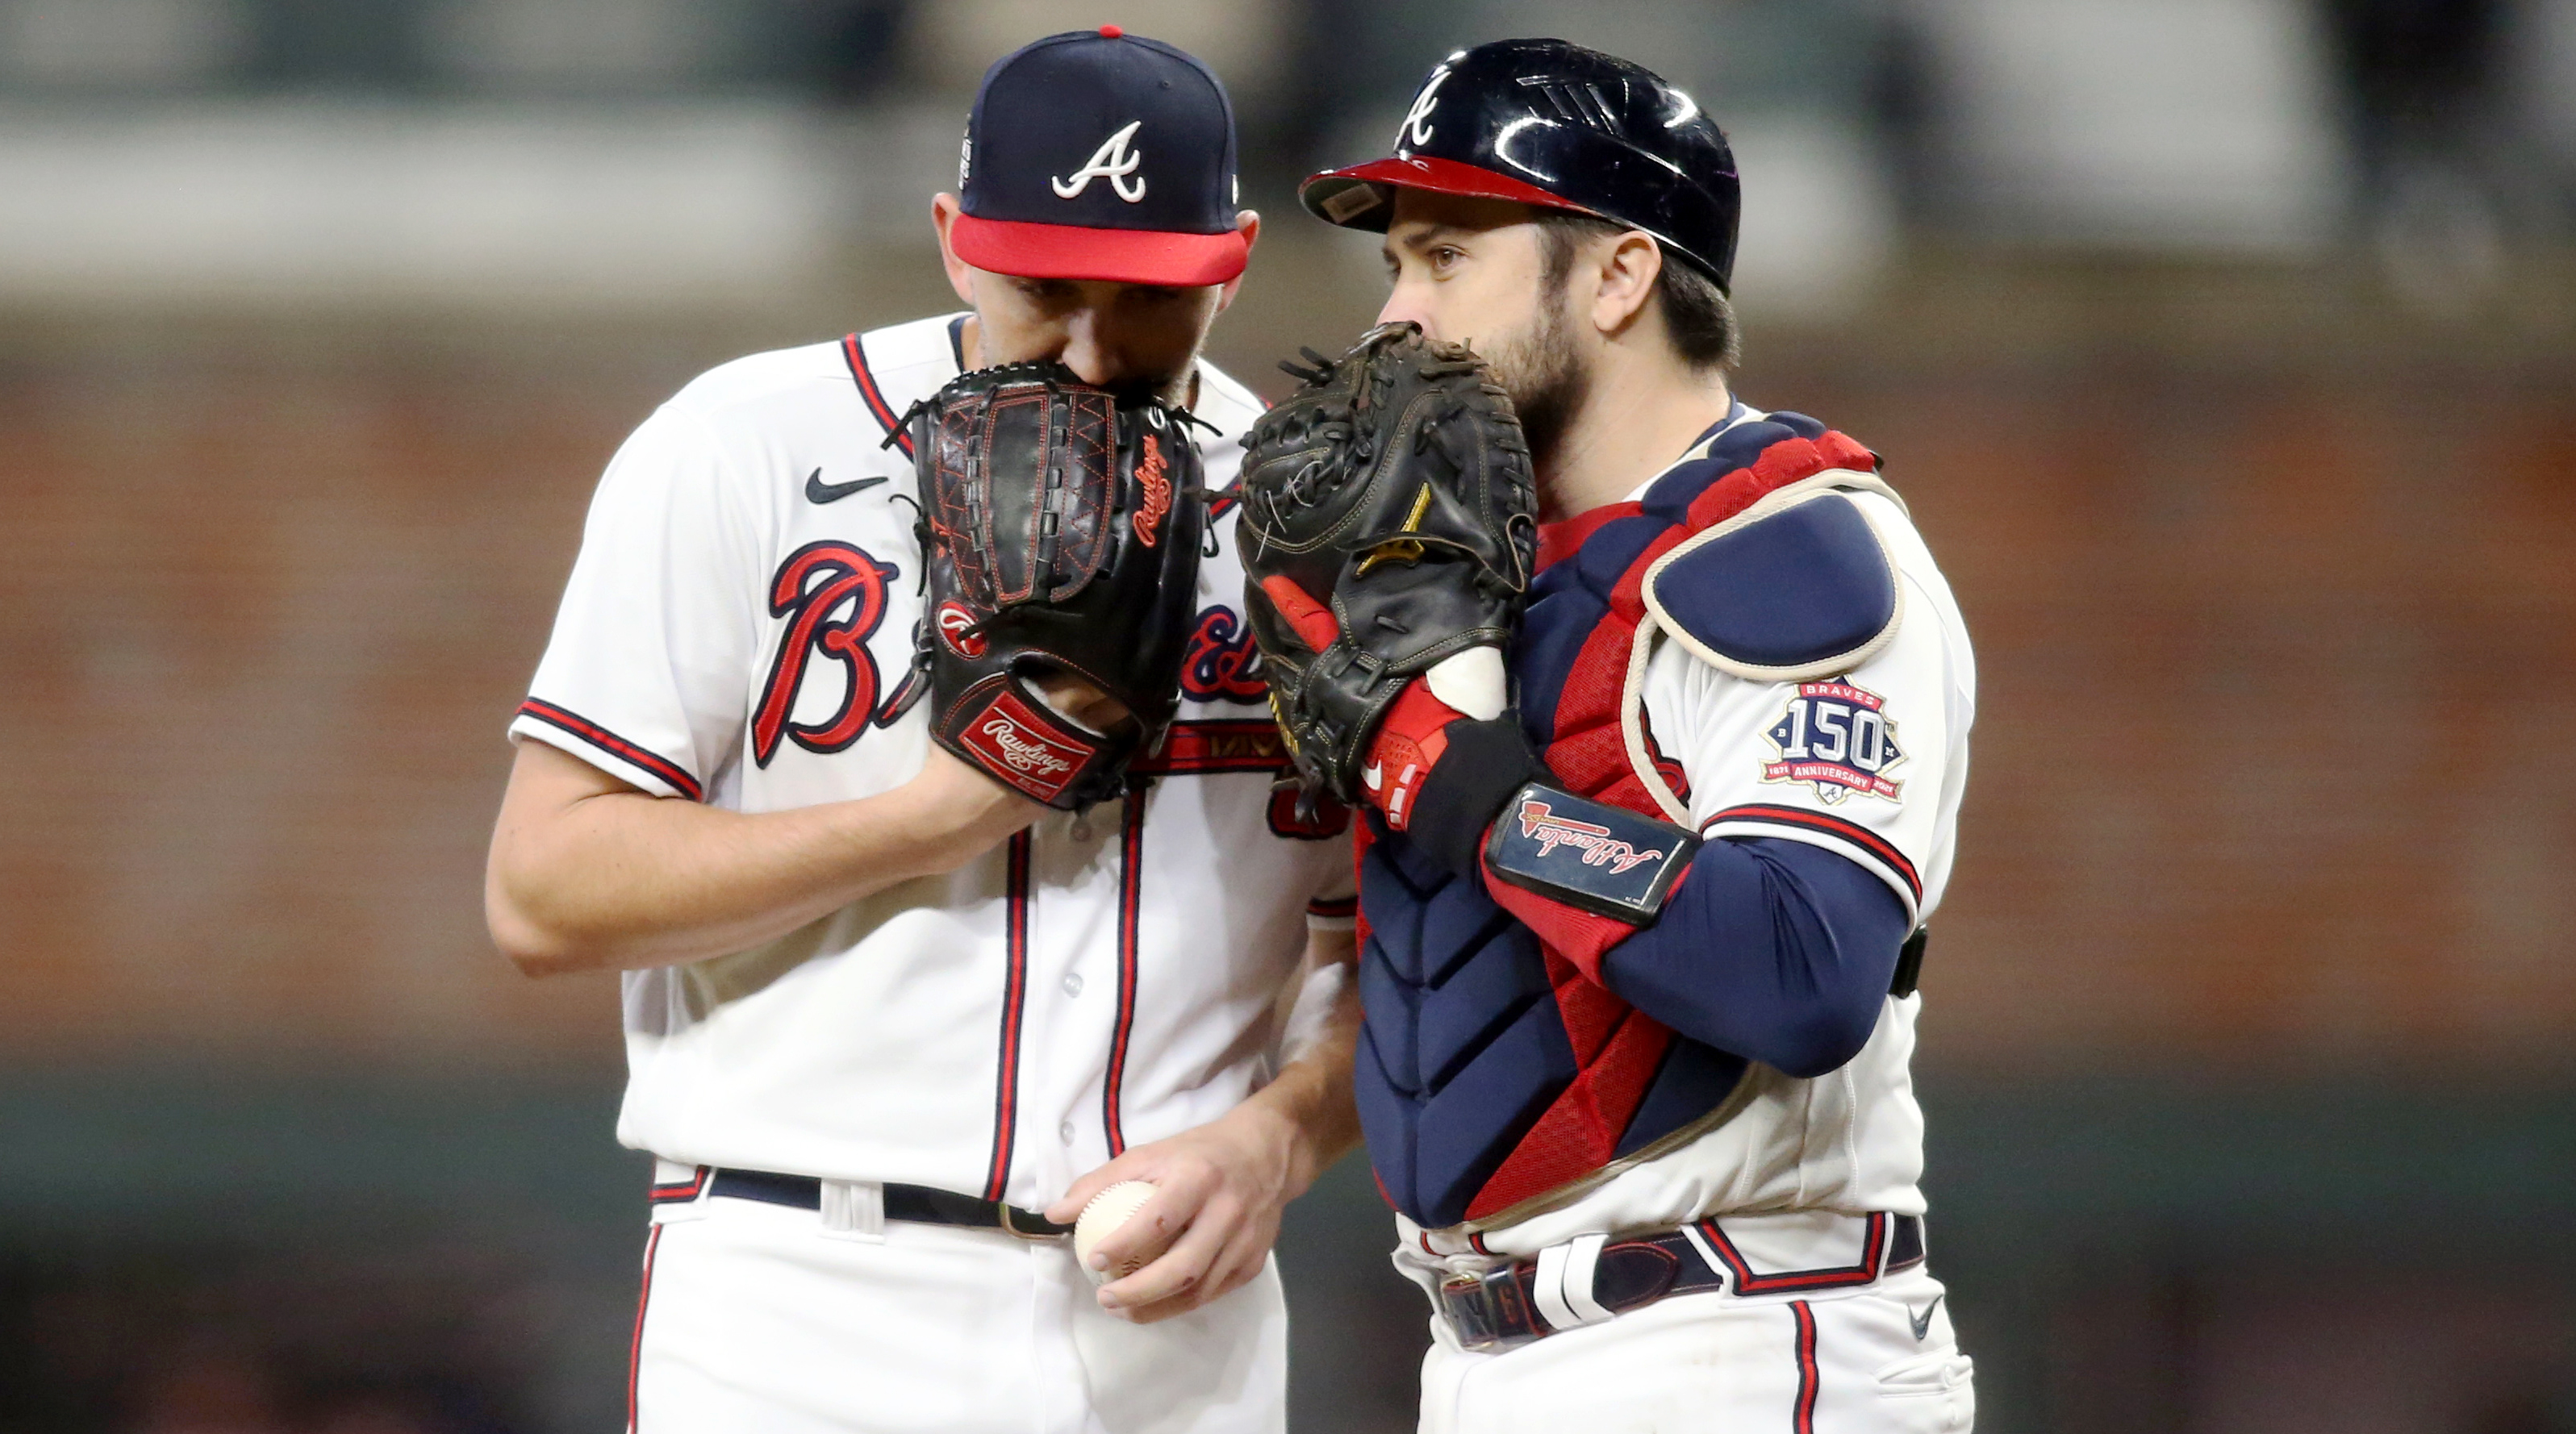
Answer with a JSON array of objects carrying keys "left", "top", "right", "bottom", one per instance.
[
  {"left": 1213, "top": 210, "right": 1262, "bottom": 314},
  {"left": 1586, "top": 230, "right": 1664, "bottom": 341},
  {"left": 930, "top": 193, "right": 978, "bottom": 307}
]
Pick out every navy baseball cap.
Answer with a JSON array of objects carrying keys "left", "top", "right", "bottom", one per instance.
[{"left": 950, "top": 27, "right": 1248, "bottom": 287}]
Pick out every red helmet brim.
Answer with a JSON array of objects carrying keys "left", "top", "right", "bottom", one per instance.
[{"left": 1299, "top": 156, "right": 1605, "bottom": 231}]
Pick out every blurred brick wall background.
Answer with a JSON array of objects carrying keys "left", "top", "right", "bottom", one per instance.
[{"left": 7, "top": 255, "right": 2570, "bottom": 1075}]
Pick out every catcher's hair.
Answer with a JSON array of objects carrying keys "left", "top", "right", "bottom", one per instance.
[{"left": 1534, "top": 213, "right": 1740, "bottom": 374}]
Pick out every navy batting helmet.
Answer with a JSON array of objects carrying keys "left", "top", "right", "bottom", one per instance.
[{"left": 1301, "top": 39, "right": 1740, "bottom": 292}]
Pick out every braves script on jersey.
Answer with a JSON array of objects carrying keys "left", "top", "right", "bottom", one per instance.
[{"left": 513, "top": 313, "right": 1353, "bottom": 1206}]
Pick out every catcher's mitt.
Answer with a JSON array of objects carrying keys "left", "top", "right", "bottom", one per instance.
[
  {"left": 1236, "top": 323, "right": 1539, "bottom": 807},
  {"left": 891, "top": 361, "right": 1207, "bottom": 810}
]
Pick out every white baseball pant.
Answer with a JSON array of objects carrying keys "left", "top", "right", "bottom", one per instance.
[
  {"left": 1413, "top": 1250, "right": 1973, "bottom": 1432},
  {"left": 629, "top": 1189, "right": 1287, "bottom": 1434}
]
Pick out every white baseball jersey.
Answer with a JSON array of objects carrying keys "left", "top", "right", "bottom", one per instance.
[
  {"left": 1407, "top": 405, "right": 1976, "bottom": 1260},
  {"left": 512, "top": 313, "right": 1355, "bottom": 1206}
]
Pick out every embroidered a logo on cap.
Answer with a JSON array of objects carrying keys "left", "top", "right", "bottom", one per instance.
[
  {"left": 1053, "top": 120, "right": 1146, "bottom": 202},
  {"left": 1762, "top": 681, "right": 1906, "bottom": 803}
]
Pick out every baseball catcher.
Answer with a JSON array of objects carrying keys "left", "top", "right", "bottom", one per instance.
[
  {"left": 893, "top": 361, "right": 1209, "bottom": 810},
  {"left": 1254, "top": 35, "right": 1980, "bottom": 1431}
]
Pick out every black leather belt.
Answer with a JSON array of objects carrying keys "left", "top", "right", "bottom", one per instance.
[
  {"left": 654, "top": 1166, "right": 1075, "bottom": 1240},
  {"left": 1435, "top": 1212, "right": 1923, "bottom": 1353}
]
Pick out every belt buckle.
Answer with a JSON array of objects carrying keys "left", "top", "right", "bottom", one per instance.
[
  {"left": 997, "top": 1203, "right": 1067, "bottom": 1243},
  {"left": 1438, "top": 1266, "right": 1539, "bottom": 1353}
]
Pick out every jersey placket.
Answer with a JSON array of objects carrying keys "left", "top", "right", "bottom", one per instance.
[{"left": 1001, "top": 797, "right": 1147, "bottom": 1208}]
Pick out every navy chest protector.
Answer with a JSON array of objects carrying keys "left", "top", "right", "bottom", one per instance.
[{"left": 1353, "top": 412, "right": 1893, "bottom": 1230}]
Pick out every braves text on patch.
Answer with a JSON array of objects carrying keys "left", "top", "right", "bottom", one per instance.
[{"left": 1762, "top": 679, "right": 1905, "bottom": 803}]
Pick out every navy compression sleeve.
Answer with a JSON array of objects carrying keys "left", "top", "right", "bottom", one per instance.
[{"left": 1594, "top": 836, "right": 1910, "bottom": 1078}]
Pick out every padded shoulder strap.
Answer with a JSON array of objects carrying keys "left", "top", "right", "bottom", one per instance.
[{"left": 1641, "top": 473, "right": 1905, "bottom": 683}]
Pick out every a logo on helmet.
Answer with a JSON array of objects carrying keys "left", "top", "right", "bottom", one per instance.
[
  {"left": 936, "top": 601, "right": 987, "bottom": 659},
  {"left": 1399, "top": 66, "right": 1450, "bottom": 150},
  {"left": 1516, "top": 76, "right": 1621, "bottom": 132},
  {"left": 1052, "top": 119, "right": 1146, "bottom": 202}
]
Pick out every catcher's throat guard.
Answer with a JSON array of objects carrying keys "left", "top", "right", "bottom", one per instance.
[{"left": 893, "top": 361, "right": 1209, "bottom": 810}]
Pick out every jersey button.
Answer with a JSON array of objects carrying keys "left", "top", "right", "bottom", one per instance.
[
  {"left": 1063, "top": 973, "right": 1083, "bottom": 997},
  {"left": 1058, "top": 1120, "right": 1075, "bottom": 1145}
]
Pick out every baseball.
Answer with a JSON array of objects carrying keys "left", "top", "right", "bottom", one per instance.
[{"left": 1073, "top": 1180, "right": 1159, "bottom": 1285}]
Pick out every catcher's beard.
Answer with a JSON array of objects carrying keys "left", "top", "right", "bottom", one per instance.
[{"left": 1480, "top": 283, "right": 1590, "bottom": 479}]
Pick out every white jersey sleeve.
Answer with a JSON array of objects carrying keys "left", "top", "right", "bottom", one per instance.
[
  {"left": 1641, "top": 489, "right": 1976, "bottom": 925},
  {"left": 511, "top": 401, "right": 768, "bottom": 802}
]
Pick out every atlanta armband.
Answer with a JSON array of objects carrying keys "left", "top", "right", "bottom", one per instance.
[{"left": 1480, "top": 783, "right": 1700, "bottom": 923}]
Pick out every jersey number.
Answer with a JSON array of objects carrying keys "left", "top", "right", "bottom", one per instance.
[{"left": 754, "top": 540, "right": 902, "bottom": 765}]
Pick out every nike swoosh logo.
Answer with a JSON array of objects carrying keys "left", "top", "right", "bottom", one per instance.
[
  {"left": 805, "top": 469, "right": 886, "bottom": 504},
  {"left": 1907, "top": 1294, "right": 1943, "bottom": 1341}
]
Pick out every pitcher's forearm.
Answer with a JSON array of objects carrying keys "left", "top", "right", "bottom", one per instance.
[
  {"left": 486, "top": 740, "right": 1037, "bottom": 974},
  {"left": 1244, "top": 944, "right": 1363, "bottom": 1197}
]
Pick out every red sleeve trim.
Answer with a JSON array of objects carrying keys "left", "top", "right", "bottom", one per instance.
[
  {"left": 1306, "top": 895, "right": 1359, "bottom": 919},
  {"left": 1704, "top": 803, "right": 1921, "bottom": 905},
  {"left": 517, "top": 698, "right": 705, "bottom": 802}
]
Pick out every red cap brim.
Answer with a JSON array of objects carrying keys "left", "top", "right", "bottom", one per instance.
[
  {"left": 1300, "top": 156, "right": 1603, "bottom": 231},
  {"left": 950, "top": 212, "right": 1248, "bottom": 286}
]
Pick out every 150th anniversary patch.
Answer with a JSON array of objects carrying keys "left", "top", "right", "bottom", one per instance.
[{"left": 1762, "top": 680, "right": 1906, "bottom": 803}]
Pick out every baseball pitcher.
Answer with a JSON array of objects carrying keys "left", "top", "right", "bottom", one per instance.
[
  {"left": 485, "top": 29, "right": 1361, "bottom": 1433},
  {"left": 1241, "top": 39, "right": 1979, "bottom": 1432}
]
